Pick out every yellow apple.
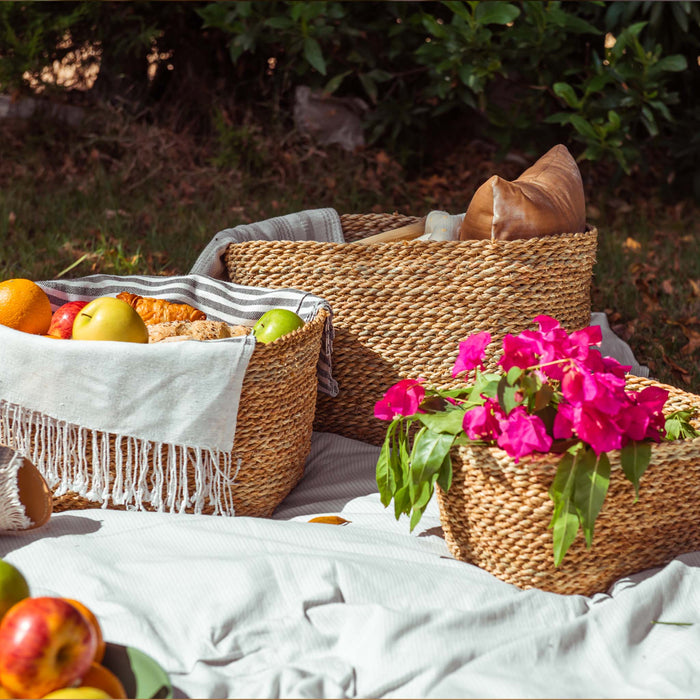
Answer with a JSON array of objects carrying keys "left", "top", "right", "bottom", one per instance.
[
  {"left": 252, "top": 309, "right": 304, "bottom": 344},
  {"left": 72, "top": 297, "right": 148, "bottom": 343},
  {"left": 43, "top": 687, "right": 112, "bottom": 699},
  {"left": 0, "top": 560, "right": 29, "bottom": 622}
]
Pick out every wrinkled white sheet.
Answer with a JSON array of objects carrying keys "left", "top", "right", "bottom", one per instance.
[{"left": 2, "top": 431, "right": 699, "bottom": 699}]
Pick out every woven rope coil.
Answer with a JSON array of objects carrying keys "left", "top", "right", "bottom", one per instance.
[
  {"left": 2, "top": 309, "right": 328, "bottom": 518},
  {"left": 436, "top": 376, "right": 700, "bottom": 596},
  {"left": 225, "top": 213, "right": 598, "bottom": 445}
]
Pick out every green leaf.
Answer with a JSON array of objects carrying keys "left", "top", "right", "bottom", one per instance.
[
  {"left": 418, "top": 409, "right": 466, "bottom": 435},
  {"left": 359, "top": 73, "right": 377, "bottom": 104},
  {"left": 548, "top": 450, "right": 582, "bottom": 566},
  {"left": 506, "top": 366, "right": 523, "bottom": 385},
  {"left": 620, "top": 442, "right": 652, "bottom": 501},
  {"left": 475, "top": 1, "right": 521, "bottom": 25},
  {"left": 654, "top": 55, "right": 688, "bottom": 73},
  {"left": 497, "top": 375, "right": 521, "bottom": 415},
  {"left": 264, "top": 16, "right": 295, "bottom": 30},
  {"left": 553, "top": 82, "right": 580, "bottom": 109},
  {"left": 324, "top": 70, "right": 350, "bottom": 95},
  {"left": 569, "top": 114, "right": 599, "bottom": 141},
  {"left": 436, "top": 452, "right": 453, "bottom": 493},
  {"left": 393, "top": 484, "right": 411, "bottom": 519},
  {"left": 573, "top": 450, "right": 611, "bottom": 548},
  {"left": 376, "top": 430, "right": 395, "bottom": 507},
  {"left": 664, "top": 410, "right": 700, "bottom": 440},
  {"left": 411, "top": 430, "right": 454, "bottom": 488},
  {"left": 303, "top": 36, "right": 326, "bottom": 75}
]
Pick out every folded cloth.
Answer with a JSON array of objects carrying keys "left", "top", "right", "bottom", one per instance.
[
  {"left": 591, "top": 311, "right": 649, "bottom": 378},
  {"left": 0, "top": 274, "right": 335, "bottom": 515},
  {"left": 190, "top": 208, "right": 345, "bottom": 280}
]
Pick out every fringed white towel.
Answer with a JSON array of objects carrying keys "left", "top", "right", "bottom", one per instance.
[{"left": 0, "top": 274, "right": 335, "bottom": 516}]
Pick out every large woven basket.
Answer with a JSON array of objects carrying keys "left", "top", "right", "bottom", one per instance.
[
  {"left": 436, "top": 376, "right": 700, "bottom": 596},
  {"left": 225, "top": 212, "right": 598, "bottom": 445},
  {"left": 0, "top": 309, "right": 328, "bottom": 518}
]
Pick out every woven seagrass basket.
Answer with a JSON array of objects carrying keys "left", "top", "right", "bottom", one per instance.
[
  {"left": 0, "top": 309, "right": 328, "bottom": 518},
  {"left": 224, "top": 212, "right": 598, "bottom": 446},
  {"left": 436, "top": 376, "right": 700, "bottom": 596}
]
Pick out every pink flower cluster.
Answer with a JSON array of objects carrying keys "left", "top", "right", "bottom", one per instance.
[{"left": 375, "top": 316, "right": 669, "bottom": 462}]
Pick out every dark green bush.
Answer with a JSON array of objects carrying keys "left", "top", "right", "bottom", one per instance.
[{"left": 1, "top": 1, "right": 697, "bottom": 198}]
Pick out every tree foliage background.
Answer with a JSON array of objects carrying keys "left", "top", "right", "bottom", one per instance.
[{"left": 1, "top": 0, "right": 698, "bottom": 200}]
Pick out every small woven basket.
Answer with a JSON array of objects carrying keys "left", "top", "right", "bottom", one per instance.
[
  {"left": 436, "top": 376, "right": 700, "bottom": 596},
  {"left": 1, "top": 309, "right": 328, "bottom": 518},
  {"left": 225, "top": 212, "right": 598, "bottom": 445}
]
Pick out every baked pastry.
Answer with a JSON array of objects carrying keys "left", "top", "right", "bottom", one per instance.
[
  {"left": 117, "top": 292, "right": 207, "bottom": 324},
  {"left": 148, "top": 320, "right": 250, "bottom": 343}
]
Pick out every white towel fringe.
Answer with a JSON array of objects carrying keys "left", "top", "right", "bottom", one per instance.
[
  {"left": 0, "top": 400, "right": 236, "bottom": 516},
  {"left": 0, "top": 447, "right": 33, "bottom": 530}
]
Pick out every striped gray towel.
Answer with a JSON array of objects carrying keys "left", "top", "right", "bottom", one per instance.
[
  {"left": 38, "top": 273, "right": 337, "bottom": 398},
  {"left": 190, "top": 208, "right": 345, "bottom": 280}
]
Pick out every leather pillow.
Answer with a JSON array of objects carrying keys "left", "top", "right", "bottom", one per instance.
[{"left": 459, "top": 144, "right": 586, "bottom": 241}]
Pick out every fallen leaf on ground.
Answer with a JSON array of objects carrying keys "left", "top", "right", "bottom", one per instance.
[{"left": 308, "top": 515, "right": 351, "bottom": 525}]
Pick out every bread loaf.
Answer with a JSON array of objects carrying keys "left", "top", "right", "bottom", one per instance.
[
  {"left": 148, "top": 320, "right": 250, "bottom": 343},
  {"left": 117, "top": 292, "right": 207, "bottom": 324}
]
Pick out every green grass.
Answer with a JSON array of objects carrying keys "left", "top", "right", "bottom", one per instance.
[{"left": 1, "top": 105, "right": 699, "bottom": 394}]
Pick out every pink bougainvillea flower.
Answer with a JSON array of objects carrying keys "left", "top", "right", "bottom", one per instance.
[
  {"left": 452, "top": 331, "right": 492, "bottom": 377},
  {"left": 602, "top": 355, "right": 632, "bottom": 378},
  {"left": 499, "top": 333, "right": 539, "bottom": 372},
  {"left": 615, "top": 403, "right": 651, "bottom": 442},
  {"left": 374, "top": 378, "right": 425, "bottom": 420},
  {"left": 532, "top": 315, "right": 561, "bottom": 333},
  {"left": 496, "top": 407, "right": 553, "bottom": 461},
  {"left": 572, "top": 403, "right": 624, "bottom": 454},
  {"left": 553, "top": 402, "right": 575, "bottom": 440},
  {"left": 561, "top": 363, "right": 600, "bottom": 404},
  {"left": 462, "top": 398, "right": 503, "bottom": 441},
  {"left": 630, "top": 385, "right": 669, "bottom": 441}
]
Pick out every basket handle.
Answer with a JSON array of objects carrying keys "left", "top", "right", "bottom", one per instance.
[{"left": 351, "top": 218, "right": 426, "bottom": 245}]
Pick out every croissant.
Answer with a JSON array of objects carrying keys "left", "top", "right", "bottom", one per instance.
[{"left": 116, "top": 292, "right": 207, "bottom": 324}]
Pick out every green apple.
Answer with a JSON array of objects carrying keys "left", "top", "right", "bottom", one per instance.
[
  {"left": 0, "top": 559, "right": 29, "bottom": 622},
  {"left": 252, "top": 309, "right": 304, "bottom": 344},
  {"left": 72, "top": 297, "right": 149, "bottom": 343}
]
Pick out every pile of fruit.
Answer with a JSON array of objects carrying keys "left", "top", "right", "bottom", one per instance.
[
  {"left": 0, "top": 559, "right": 125, "bottom": 699},
  {"left": 0, "top": 278, "right": 305, "bottom": 344}
]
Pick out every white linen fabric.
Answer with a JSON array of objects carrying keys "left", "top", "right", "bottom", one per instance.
[
  {"left": 3, "top": 430, "right": 699, "bottom": 699},
  {"left": 0, "top": 274, "right": 335, "bottom": 515}
]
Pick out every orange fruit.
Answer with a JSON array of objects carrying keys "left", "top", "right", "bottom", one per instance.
[
  {"left": 78, "top": 663, "right": 127, "bottom": 699},
  {"left": 0, "top": 278, "right": 52, "bottom": 335},
  {"left": 64, "top": 599, "right": 106, "bottom": 664}
]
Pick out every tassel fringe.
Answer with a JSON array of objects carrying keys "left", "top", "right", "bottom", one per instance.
[{"left": 0, "top": 400, "right": 237, "bottom": 516}]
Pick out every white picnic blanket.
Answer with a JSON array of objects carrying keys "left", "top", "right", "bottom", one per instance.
[{"left": 2, "top": 430, "right": 698, "bottom": 699}]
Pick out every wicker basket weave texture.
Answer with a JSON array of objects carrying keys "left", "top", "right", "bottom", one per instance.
[
  {"left": 436, "top": 376, "right": 700, "bottom": 596},
  {"left": 2, "top": 309, "right": 328, "bottom": 518},
  {"left": 225, "top": 212, "right": 598, "bottom": 446}
]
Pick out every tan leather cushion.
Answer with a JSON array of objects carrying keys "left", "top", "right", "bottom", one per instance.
[{"left": 459, "top": 144, "right": 586, "bottom": 241}]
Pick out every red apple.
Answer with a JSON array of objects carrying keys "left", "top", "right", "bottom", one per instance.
[
  {"left": 47, "top": 301, "right": 88, "bottom": 339},
  {"left": 0, "top": 596, "right": 97, "bottom": 699}
]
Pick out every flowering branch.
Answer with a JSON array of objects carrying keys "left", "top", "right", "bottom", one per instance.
[{"left": 375, "top": 316, "right": 699, "bottom": 566}]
